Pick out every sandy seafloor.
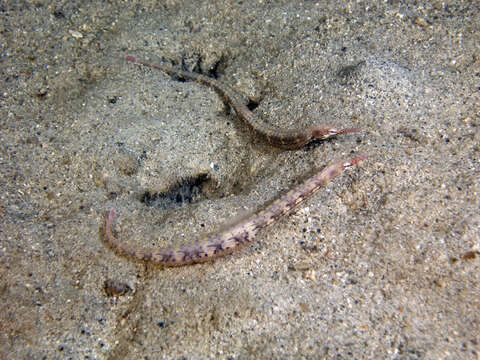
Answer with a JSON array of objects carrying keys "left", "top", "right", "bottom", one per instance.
[{"left": 1, "top": 1, "right": 479, "bottom": 359}]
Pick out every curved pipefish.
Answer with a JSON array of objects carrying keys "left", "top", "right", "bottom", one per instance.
[
  {"left": 105, "top": 156, "right": 367, "bottom": 266},
  {"left": 124, "top": 55, "right": 360, "bottom": 149}
]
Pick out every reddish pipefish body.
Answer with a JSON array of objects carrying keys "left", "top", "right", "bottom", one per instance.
[
  {"left": 124, "top": 55, "right": 360, "bottom": 149},
  {"left": 105, "top": 156, "right": 366, "bottom": 266}
]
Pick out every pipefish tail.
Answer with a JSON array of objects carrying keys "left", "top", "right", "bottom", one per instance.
[
  {"left": 104, "top": 155, "right": 367, "bottom": 266},
  {"left": 124, "top": 55, "right": 360, "bottom": 149}
]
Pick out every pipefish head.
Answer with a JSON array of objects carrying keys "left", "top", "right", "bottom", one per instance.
[{"left": 311, "top": 127, "right": 361, "bottom": 140}]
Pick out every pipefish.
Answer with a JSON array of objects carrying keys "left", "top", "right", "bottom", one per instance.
[
  {"left": 103, "top": 55, "right": 366, "bottom": 266},
  {"left": 124, "top": 55, "right": 360, "bottom": 149},
  {"left": 105, "top": 156, "right": 366, "bottom": 266}
]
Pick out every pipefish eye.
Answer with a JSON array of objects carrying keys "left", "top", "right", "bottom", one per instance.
[{"left": 327, "top": 128, "right": 339, "bottom": 137}]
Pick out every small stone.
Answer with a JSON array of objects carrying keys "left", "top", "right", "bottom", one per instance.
[
  {"left": 305, "top": 269, "right": 316, "bottom": 281},
  {"left": 413, "top": 17, "right": 428, "bottom": 27},
  {"left": 69, "top": 30, "right": 83, "bottom": 39}
]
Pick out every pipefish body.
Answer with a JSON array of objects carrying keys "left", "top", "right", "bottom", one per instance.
[
  {"left": 105, "top": 156, "right": 366, "bottom": 266},
  {"left": 125, "top": 55, "right": 360, "bottom": 149}
]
